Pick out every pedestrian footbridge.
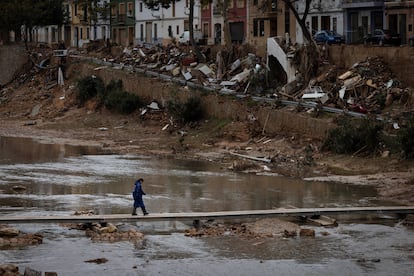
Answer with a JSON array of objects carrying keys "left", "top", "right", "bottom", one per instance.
[{"left": 1, "top": 206, "right": 413, "bottom": 224}]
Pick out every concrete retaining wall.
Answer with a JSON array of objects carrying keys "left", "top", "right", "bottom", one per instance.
[{"left": 75, "top": 62, "right": 333, "bottom": 140}]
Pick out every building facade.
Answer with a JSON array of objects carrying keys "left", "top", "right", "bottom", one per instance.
[
  {"left": 135, "top": 0, "right": 201, "bottom": 45},
  {"left": 295, "top": 0, "right": 345, "bottom": 44},
  {"left": 385, "top": 0, "right": 414, "bottom": 44},
  {"left": 111, "top": 0, "right": 136, "bottom": 46},
  {"left": 342, "top": 0, "right": 385, "bottom": 44},
  {"left": 248, "top": 0, "right": 296, "bottom": 56}
]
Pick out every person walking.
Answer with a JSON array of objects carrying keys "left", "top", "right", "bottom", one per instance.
[{"left": 132, "top": 178, "right": 149, "bottom": 216}]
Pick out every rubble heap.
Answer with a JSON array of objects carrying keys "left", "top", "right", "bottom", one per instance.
[
  {"left": 80, "top": 43, "right": 269, "bottom": 95},
  {"left": 300, "top": 56, "right": 413, "bottom": 115},
  {"left": 0, "top": 225, "right": 43, "bottom": 248},
  {"left": 64, "top": 211, "right": 145, "bottom": 242}
]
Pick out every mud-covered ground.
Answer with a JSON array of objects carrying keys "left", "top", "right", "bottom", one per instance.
[{"left": 1, "top": 61, "right": 413, "bottom": 206}]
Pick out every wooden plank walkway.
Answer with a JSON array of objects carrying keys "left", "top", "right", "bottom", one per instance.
[{"left": 1, "top": 206, "right": 413, "bottom": 224}]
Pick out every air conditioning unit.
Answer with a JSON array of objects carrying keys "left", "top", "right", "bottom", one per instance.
[{"left": 312, "top": 3, "right": 321, "bottom": 11}]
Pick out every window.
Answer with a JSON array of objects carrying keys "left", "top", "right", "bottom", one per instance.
[
  {"left": 253, "top": 19, "right": 264, "bottom": 37},
  {"left": 284, "top": 3, "right": 290, "bottom": 34},
  {"left": 203, "top": 23, "right": 209, "bottom": 37},
  {"left": 260, "top": 20, "right": 264, "bottom": 36},
  {"left": 271, "top": 0, "right": 277, "bottom": 11},
  {"left": 87, "top": 27, "right": 90, "bottom": 39},
  {"left": 168, "top": 26, "right": 173, "bottom": 37},
  {"left": 74, "top": 4, "right": 78, "bottom": 16},
  {"left": 333, "top": 17, "right": 337, "bottom": 33},
  {"left": 311, "top": 16, "right": 318, "bottom": 35},
  {"left": 140, "top": 24, "right": 144, "bottom": 41},
  {"left": 154, "top": 23, "right": 158, "bottom": 40},
  {"left": 176, "top": 26, "right": 179, "bottom": 35},
  {"left": 127, "top": 2, "right": 133, "bottom": 16},
  {"left": 236, "top": 0, "right": 244, "bottom": 8},
  {"left": 253, "top": 20, "right": 258, "bottom": 37},
  {"left": 111, "top": 5, "right": 116, "bottom": 17},
  {"left": 119, "top": 3, "right": 126, "bottom": 15},
  {"left": 140, "top": 3, "right": 143, "bottom": 12}
]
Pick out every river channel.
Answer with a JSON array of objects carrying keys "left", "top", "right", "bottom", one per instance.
[{"left": 0, "top": 136, "right": 413, "bottom": 275}]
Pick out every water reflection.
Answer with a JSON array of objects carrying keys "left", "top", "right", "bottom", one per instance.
[
  {"left": 0, "top": 136, "right": 102, "bottom": 164},
  {"left": 1, "top": 136, "right": 414, "bottom": 276},
  {"left": 0, "top": 136, "right": 387, "bottom": 217}
]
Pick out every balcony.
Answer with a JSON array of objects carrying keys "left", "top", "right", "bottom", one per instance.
[
  {"left": 342, "top": 0, "right": 384, "bottom": 9},
  {"left": 117, "top": 14, "right": 126, "bottom": 23},
  {"left": 213, "top": 6, "right": 222, "bottom": 16}
]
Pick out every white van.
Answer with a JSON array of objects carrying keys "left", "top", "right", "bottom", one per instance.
[{"left": 178, "top": 31, "right": 204, "bottom": 44}]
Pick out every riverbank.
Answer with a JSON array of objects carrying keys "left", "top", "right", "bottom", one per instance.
[{"left": 1, "top": 59, "right": 413, "bottom": 206}]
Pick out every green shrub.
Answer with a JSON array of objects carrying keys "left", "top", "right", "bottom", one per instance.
[
  {"left": 104, "top": 90, "right": 142, "bottom": 114},
  {"left": 167, "top": 96, "right": 205, "bottom": 124},
  {"left": 398, "top": 114, "right": 414, "bottom": 159},
  {"left": 75, "top": 76, "right": 142, "bottom": 114},
  {"left": 76, "top": 76, "right": 105, "bottom": 105},
  {"left": 323, "top": 116, "right": 384, "bottom": 155}
]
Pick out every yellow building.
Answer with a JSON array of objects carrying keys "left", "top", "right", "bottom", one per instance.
[{"left": 247, "top": 0, "right": 296, "bottom": 57}]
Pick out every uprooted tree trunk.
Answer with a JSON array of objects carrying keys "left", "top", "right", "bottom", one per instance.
[
  {"left": 189, "top": 0, "right": 204, "bottom": 62},
  {"left": 282, "top": 0, "right": 320, "bottom": 85}
]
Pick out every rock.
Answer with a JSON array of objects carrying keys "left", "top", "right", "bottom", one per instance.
[
  {"left": 24, "top": 267, "right": 41, "bottom": 276},
  {"left": 84, "top": 258, "right": 108, "bottom": 264},
  {"left": 11, "top": 185, "right": 26, "bottom": 192},
  {"left": 0, "top": 227, "right": 19, "bottom": 237},
  {"left": 300, "top": 228, "right": 316, "bottom": 237},
  {"left": 385, "top": 93, "right": 394, "bottom": 106},
  {"left": 0, "top": 264, "right": 19, "bottom": 276},
  {"left": 283, "top": 230, "right": 297, "bottom": 237}
]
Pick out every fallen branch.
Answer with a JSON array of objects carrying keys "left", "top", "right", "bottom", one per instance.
[{"left": 228, "top": 151, "right": 271, "bottom": 163}]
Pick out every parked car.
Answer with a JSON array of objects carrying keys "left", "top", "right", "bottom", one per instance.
[
  {"left": 364, "top": 29, "right": 401, "bottom": 46},
  {"left": 313, "top": 30, "right": 345, "bottom": 45},
  {"left": 178, "top": 31, "right": 204, "bottom": 44}
]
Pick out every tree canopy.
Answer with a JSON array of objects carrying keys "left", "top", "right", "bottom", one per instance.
[{"left": 0, "top": 0, "right": 65, "bottom": 33}]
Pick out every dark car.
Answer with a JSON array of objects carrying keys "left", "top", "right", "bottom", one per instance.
[
  {"left": 364, "top": 29, "right": 401, "bottom": 46},
  {"left": 313, "top": 30, "right": 345, "bottom": 45}
]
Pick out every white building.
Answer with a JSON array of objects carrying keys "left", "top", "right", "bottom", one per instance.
[
  {"left": 295, "top": 0, "right": 345, "bottom": 44},
  {"left": 135, "top": 0, "right": 201, "bottom": 45}
]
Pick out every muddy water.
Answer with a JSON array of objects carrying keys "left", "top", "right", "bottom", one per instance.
[{"left": 1, "top": 136, "right": 414, "bottom": 275}]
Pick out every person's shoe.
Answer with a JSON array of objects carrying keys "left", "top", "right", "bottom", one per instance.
[
  {"left": 143, "top": 212, "right": 149, "bottom": 216},
  {"left": 132, "top": 212, "right": 137, "bottom": 216}
]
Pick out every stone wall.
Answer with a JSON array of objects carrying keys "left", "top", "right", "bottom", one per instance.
[
  {"left": 329, "top": 45, "right": 414, "bottom": 87},
  {"left": 0, "top": 45, "right": 29, "bottom": 86}
]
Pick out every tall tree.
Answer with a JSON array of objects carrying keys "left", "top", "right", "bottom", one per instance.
[
  {"left": 280, "top": 0, "right": 319, "bottom": 83},
  {"left": 0, "top": 0, "right": 65, "bottom": 44}
]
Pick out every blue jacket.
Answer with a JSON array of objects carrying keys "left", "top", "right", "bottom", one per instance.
[{"left": 132, "top": 180, "right": 146, "bottom": 208}]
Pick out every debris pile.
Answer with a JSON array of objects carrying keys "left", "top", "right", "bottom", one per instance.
[
  {"left": 298, "top": 56, "right": 413, "bottom": 114},
  {"left": 184, "top": 218, "right": 315, "bottom": 239},
  {"left": 0, "top": 225, "right": 43, "bottom": 248},
  {"left": 64, "top": 211, "right": 145, "bottom": 242},
  {"left": 91, "top": 43, "right": 268, "bottom": 95}
]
